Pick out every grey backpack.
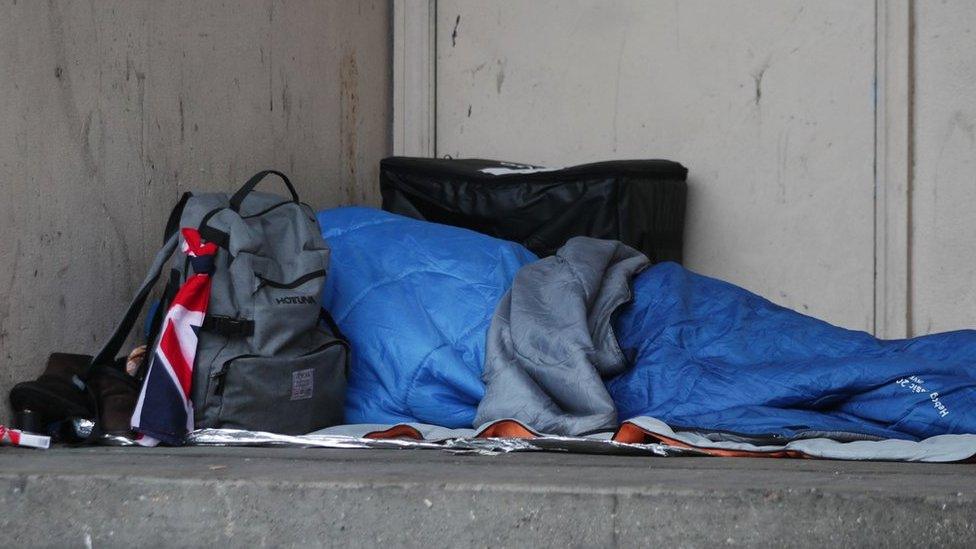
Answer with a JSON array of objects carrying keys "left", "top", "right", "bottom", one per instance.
[{"left": 91, "top": 170, "right": 347, "bottom": 436}]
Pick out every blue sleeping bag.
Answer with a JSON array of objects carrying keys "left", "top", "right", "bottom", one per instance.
[
  {"left": 317, "top": 207, "right": 536, "bottom": 427},
  {"left": 319, "top": 207, "right": 976, "bottom": 440},
  {"left": 609, "top": 263, "right": 976, "bottom": 441}
]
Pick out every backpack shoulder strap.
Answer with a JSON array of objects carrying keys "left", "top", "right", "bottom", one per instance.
[
  {"left": 88, "top": 232, "right": 180, "bottom": 372},
  {"left": 90, "top": 191, "right": 192, "bottom": 371},
  {"left": 163, "top": 192, "right": 193, "bottom": 243}
]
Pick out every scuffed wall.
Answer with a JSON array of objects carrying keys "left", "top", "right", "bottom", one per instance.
[
  {"left": 0, "top": 0, "right": 391, "bottom": 421},
  {"left": 436, "top": 0, "right": 877, "bottom": 331},
  {"left": 911, "top": 1, "right": 976, "bottom": 335},
  {"left": 434, "top": 0, "right": 976, "bottom": 336}
]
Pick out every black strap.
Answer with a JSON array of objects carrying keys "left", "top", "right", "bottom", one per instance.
[
  {"left": 198, "top": 225, "right": 229, "bottom": 249},
  {"left": 319, "top": 308, "right": 347, "bottom": 342},
  {"left": 149, "top": 269, "right": 181, "bottom": 337},
  {"left": 197, "top": 207, "right": 230, "bottom": 250},
  {"left": 88, "top": 233, "right": 180, "bottom": 375},
  {"left": 229, "top": 170, "right": 299, "bottom": 213},
  {"left": 201, "top": 315, "right": 254, "bottom": 337},
  {"left": 138, "top": 268, "right": 182, "bottom": 380},
  {"left": 163, "top": 192, "right": 192, "bottom": 244}
]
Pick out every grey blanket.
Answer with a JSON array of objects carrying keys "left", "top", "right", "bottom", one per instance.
[{"left": 475, "top": 237, "right": 650, "bottom": 435}]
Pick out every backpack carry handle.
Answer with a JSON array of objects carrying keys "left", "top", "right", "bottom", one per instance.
[{"left": 229, "top": 170, "right": 300, "bottom": 212}]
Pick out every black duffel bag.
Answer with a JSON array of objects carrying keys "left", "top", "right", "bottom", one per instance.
[{"left": 380, "top": 157, "right": 688, "bottom": 262}]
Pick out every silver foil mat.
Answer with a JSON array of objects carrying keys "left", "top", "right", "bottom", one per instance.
[
  {"left": 99, "top": 434, "right": 139, "bottom": 446},
  {"left": 185, "top": 428, "right": 698, "bottom": 456}
]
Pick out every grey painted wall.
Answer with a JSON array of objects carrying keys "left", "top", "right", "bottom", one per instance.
[
  {"left": 912, "top": 1, "right": 976, "bottom": 335},
  {"left": 434, "top": 0, "right": 976, "bottom": 336},
  {"left": 0, "top": 0, "right": 391, "bottom": 421},
  {"left": 436, "top": 0, "right": 878, "bottom": 331}
]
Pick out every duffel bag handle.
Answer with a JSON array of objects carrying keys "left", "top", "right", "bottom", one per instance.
[{"left": 229, "top": 170, "right": 300, "bottom": 212}]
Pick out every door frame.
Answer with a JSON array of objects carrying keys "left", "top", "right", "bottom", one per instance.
[
  {"left": 874, "top": 0, "right": 912, "bottom": 338},
  {"left": 392, "top": 0, "right": 437, "bottom": 157}
]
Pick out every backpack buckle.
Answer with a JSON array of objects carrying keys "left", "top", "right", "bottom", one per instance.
[{"left": 202, "top": 315, "right": 254, "bottom": 337}]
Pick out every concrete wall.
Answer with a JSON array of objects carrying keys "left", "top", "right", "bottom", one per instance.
[
  {"left": 433, "top": 0, "right": 976, "bottom": 335},
  {"left": 436, "top": 0, "right": 877, "bottom": 331},
  {"left": 912, "top": 1, "right": 976, "bottom": 335},
  {"left": 0, "top": 0, "right": 391, "bottom": 421}
]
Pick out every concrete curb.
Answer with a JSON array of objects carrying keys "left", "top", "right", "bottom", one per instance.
[{"left": 1, "top": 447, "right": 974, "bottom": 547}]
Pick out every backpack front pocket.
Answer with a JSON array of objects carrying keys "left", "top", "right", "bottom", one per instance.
[
  {"left": 213, "top": 340, "right": 347, "bottom": 434},
  {"left": 250, "top": 267, "right": 327, "bottom": 354}
]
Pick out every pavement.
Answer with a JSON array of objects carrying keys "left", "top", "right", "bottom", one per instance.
[{"left": 1, "top": 446, "right": 975, "bottom": 548}]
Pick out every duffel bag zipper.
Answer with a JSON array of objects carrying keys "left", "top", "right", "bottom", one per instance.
[{"left": 211, "top": 339, "right": 349, "bottom": 395}]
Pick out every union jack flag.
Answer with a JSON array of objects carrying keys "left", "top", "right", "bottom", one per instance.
[{"left": 131, "top": 228, "right": 217, "bottom": 446}]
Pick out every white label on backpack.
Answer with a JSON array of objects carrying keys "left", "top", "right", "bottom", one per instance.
[{"left": 291, "top": 369, "right": 314, "bottom": 400}]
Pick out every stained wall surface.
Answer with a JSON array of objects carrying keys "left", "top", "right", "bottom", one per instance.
[
  {"left": 911, "top": 1, "right": 976, "bottom": 335},
  {"left": 436, "top": 0, "right": 878, "bottom": 331},
  {"left": 0, "top": 0, "right": 391, "bottom": 420}
]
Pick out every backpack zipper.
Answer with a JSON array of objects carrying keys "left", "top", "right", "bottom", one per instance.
[
  {"left": 255, "top": 269, "right": 326, "bottom": 290},
  {"left": 211, "top": 354, "right": 258, "bottom": 395}
]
